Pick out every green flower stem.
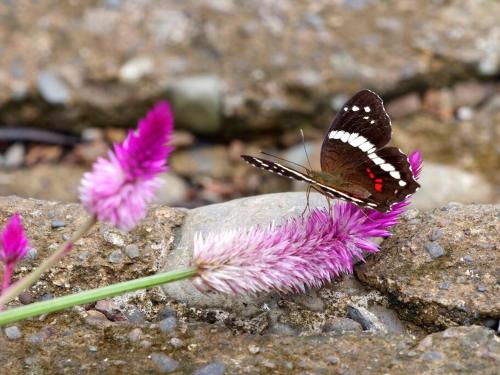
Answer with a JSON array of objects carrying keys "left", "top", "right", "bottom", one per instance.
[
  {"left": 0, "top": 215, "right": 97, "bottom": 306},
  {"left": 0, "top": 267, "right": 198, "bottom": 326}
]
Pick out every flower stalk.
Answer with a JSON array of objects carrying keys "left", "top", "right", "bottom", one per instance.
[{"left": 0, "top": 266, "right": 197, "bottom": 325}]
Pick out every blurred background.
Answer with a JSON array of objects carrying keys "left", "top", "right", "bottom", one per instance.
[{"left": 0, "top": 0, "right": 498, "bottom": 211}]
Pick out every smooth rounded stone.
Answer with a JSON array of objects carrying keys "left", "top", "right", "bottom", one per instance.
[
  {"left": 108, "top": 250, "right": 124, "bottom": 264},
  {"left": 160, "top": 192, "right": 331, "bottom": 314},
  {"left": 154, "top": 173, "right": 189, "bottom": 206},
  {"left": 322, "top": 318, "right": 362, "bottom": 333},
  {"left": 150, "top": 353, "right": 179, "bottom": 373},
  {"left": 25, "top": 248, "right": 38, "bottom": 261},
  {"left": 119, "top": 56, "right": 154, "bottom": 83},
  {"left": 124, "top": 307, "right": 146, "bottom": 324},
  {"left": 84, "top": 310, "right": 113, "bottom": 328},
  {"left": 3, "top": 143, "right": 25, "bottom": 169},
  {"left": 159, "top": 317, "right": 177, "bottom": 333},
  {"left": 37, "top": 70, "right": 71, "bottom": 104},
  {"left": 4, "top": 326, "right": 22, "bottom": 340},
  {"left": 51, "top": 219, "right": 66, "bottom": 229},
  {"left": 411, "top": 163, "right": 494, "bottom": 210},
  {"left": 157, "top": 306, "right": 177, "bottom": 321},
  {"left": 424, "top": 242, "right": 445, "bottom": 259},
  {"left": 124, "top": 244, "right": 140, "bottom": 259},
  {"left": 169, "top": 337, "right": 184, "bottom": 349},
  {"left": 347, "top": 304, "right": 386, "bottom": 332},
  {"left": 429, "top": 228, "right": 444, "bottom": 241},
  {"left": 128, "top": 328, "right": 143, "bottom": 343},
  {"left": 356, "top": 204, "right": 500, "bottom": 329},
  {"left": 164, "top": 75, "right": 222, "bottom": 134},
  {"left": 18, "top": 292, "right": 34, "bottom": 304},
  {"left": 192, "top": 361, "right": 226, "bottom": 375}
]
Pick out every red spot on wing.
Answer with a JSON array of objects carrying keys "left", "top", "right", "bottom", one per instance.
[
  {"left": 375, "top": 183, "right": 383, "bottom": 192},
  {"left": 375, "top": 178, "right": 383, "bottom": 183}
]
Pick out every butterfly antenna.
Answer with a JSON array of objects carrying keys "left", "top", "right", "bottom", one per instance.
[
  {"left": 300, "top": 129, "right": 313, "bottom": 171},
  {"left": 260, "top": 151, "right": 309, "bottom": 171}
]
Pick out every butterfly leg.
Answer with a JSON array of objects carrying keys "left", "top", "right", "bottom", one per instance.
[{"left": 301, "top": 186, "right": 313, "bottom": 217}]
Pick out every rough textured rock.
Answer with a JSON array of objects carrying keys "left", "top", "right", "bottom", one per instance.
[
  {"left": 1, "top": 1, "right": 499, "bottom": 133},
  {"left": 356, "top": 203, "right": 499, "bottom": 329}
]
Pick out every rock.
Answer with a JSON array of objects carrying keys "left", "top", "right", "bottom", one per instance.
[
  {"left": 124, "top": 307, "right": 146, "bottom": 324},
  {"left": 124, "top": 244, "right": 140, "bottom": 259},
  {"left": 119, "top": 56, "right": 154, "bottom": 83},
  {"left": 386, "top": 93, "right": 421, "bottom": 119},
  {"left": 154, "top": 173, "right": 189, "bottom": 206},
  {"left": 169, "top": 337, "right": 184, "bottom": 349},
  {"left": 37, "top": 70, "right": 71, "bottom": 104},
  {"left": 159, "top": 317, "right": 177, "bottom": 333},
  {"left": 157, "top": 306, "right": 177, "bottom": 321},
  {"left": 322, "top": 318, "right": 362, "bottom": 333},
  {"left": 160, "top": 192, "right": 330, "bottom": 313},
  {"left": 18, "top": 292, "right": 34, "bottom": 305},
  {"left": 84, "top": 310, "right": 113, "bottom": 328},
  {"left": 108, "top": 250, "right": 124, "bottom": 264},
  {"left": 150, "top": 353, "right": 179, "bottom": 373},
  {"left": 170, "top": 146, "right": 233, "bottom": 180},
  {"left": 128, "top": 328, "right": 143, "bottom": 343},
  {"left": 429, "top": 229, "right": 444, "bottom": 241},
  {"left": 356, "top": 204, "right": 500, "bottom": 329},
  {"left": 51, "top": 219, "right": 65, "bottom": 229},
  {"left": 165, "top": 75, "right": 222, "bottom": 134},
  {"left": 347, "top": 304, "right": 386, "bottom": 332},
  {"left": 412, "top": 163, "right": 494, "bottom": 210},
  {"left": 4, "top": 326, "right": 22, "bottom": 340},
  {"left": 3, "top": 143, "right": 25, "bottom": 169},
  {"left": 95, "top": 300, "right": 126, "bottom": 322},
  {"left": 368, "top": 305, "right": 406, "bottom": 334},
  {"left": 192, "top": 362, "right": 226, "bottom": 375},
  {"left": 424, "top": 242, "right": 445, "bottom": 259}
]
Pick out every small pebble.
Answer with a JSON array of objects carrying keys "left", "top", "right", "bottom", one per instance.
[
  {"left": 150, "top": 353, "right": 179, "bottom": 373},
  {"left": 125, "top": 244, "right": 140, "bottom": 259},
  {"left": 157, "top": 306, "right": 177, "bottom": 321},
  {"left": 125, "top": 307, "right": 146, "bottom": 324},
  {"left": 477, "top": 285, "right": 487, "bottom": 292},
  {"left": 429, "top": 229, "right": 444, "bottom": 241},
  {"left": 192, "top": 362, "right": 226, "bottom": 375},
  {"left": 38, "top": 293, "right": 54, "bottom": 301},
  {"left": 462, "top": 255, "right": 473, "bottom": 265},
  {"left": 422, "top": 351, "right": 445, "bottom": 361},
  {"left": 159, "top": 317, "right": 177, "bottom": 333},
  {"left": 248, "top": 344, "right": 260, "bottom": 354},
  {"left": 18, "top": 292, "right": 34, "bottom": 304},
  {"left": 169, "top": 337, "right": 184, "bottom": 349},
  {"left": 4, "top": 326, "right": 22, "bottom": 340},
  {"left": 438, "top": 282, "right": 451, "bottom": 290},
  {"left": 26, "top": 248, "right": 38, "bottom": 261},
  {"left": 128, "top": 328, "right": 143, "bottom": 343},
  {"left": 28, "top": 331, "right": 48, "bottom": 345},
  {"left": 108, "top": 250, "right": 124, "bottom": 264},
  {"left": 78, "top": 251, "right": 90, "bottom": 261},
  {"left": 325, "top": 355, "right": 339, "bottom": 365},
  {"left": 51, "top": 220, "right": 65, "bottom": 229},
  {"left": 140, "top": 340, "right": 152, "bottom": 349},
  {"left": 4, "top": 143, "right": 25, "bottom": 169},
  {"left": 425, "top": 242, "right": 445, "bottom": 259},
  {"left": 88, "top": 346, "right": 98, "bottom": 352},
  {"left": 24, "top": 357, "right": 34, "bottom": 366}
]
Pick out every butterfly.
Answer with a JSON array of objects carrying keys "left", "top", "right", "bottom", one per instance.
[{"left": 241, "top": 89, "right": 420, "bottom": 212}]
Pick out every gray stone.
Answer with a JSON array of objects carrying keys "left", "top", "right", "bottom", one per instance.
[
  {"left": 124, "top": 244, "right": 140, "bottom": 259},
  {"left": 3, "top": 143, "right": 25, "bottom": 169},
  {"left": 4, "top": 326, "right": 22, "bottom": 340},
  {"left": 119, "top": 56, "right": 153, "bottom": 83},
  {"left": 160, "top": 192, "right": 331, "bottom": 313},
  {"left": 128, "top": 328, "right": 143, "bottom": 343},
  {"left": 412, "top": 163, "right": 493, "bottom": 210},
  {"left": 51, "top": 219, "right": 66, "bottom": 229},
  {"left": 159, "top": 317, "right": 177, "bottom": 333},
  {"left": 165, "top": 75, "right": 222, "bottom": 134},
  {"left": 154, "top": 173, "right": 189, "bottom": 206},
  {"left": 347, "top": 304, "right": 386, "bottom": 332},
  {"left": 429, "top": 229, "right": 444, "bottom": 241},
  {"left": 192, "top": 362, "right": 226, "bottom": 375},
  {"left": 169, "top": 337, "right": 184, "bottom": 348},
  {"left": 425, "top": 243, "right": 445, "bottom": 259},
  {"left": 150, "top": 353, "right": 179, "bottom": 373},
  {"left": 108, "top": 250, "right": 124, "bottom": 264},
  {"left": 157, "top": 306, "right": 177, "bottom": 321},
  {"left": 37, "top": 70, "right": 71, "bottom": 104},
  {"left": 438, "top": 282, "right": 451, "bottom": 290}
]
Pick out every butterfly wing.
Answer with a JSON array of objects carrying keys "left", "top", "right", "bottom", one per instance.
[{"left": 320, "top": 90, "right": 419, "bottom": 211}]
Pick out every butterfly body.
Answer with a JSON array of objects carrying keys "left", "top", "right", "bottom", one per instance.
[{"left": 241, "top": 90, "right": 420, "bottom": 212}]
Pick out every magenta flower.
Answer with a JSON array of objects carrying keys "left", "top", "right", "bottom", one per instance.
[
  {"left": 1, "top": 213, "right": 29, "bottom": 292},
  {"left": 79, "top": 101, "right": 174, "bottom": 231},
  {"left": 192, "top": 150, "right": 423, "bottom": 295}
]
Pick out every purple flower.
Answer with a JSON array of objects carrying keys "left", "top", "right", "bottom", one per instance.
[
  {"left": 192, "top": 150, "right": 423, "bottom": 295},
  {"left": 1, "top": 213, "right": 29, "bottom": 292},
  {"left": 79, "top": 101, "right": 174, "bottom": 231}
]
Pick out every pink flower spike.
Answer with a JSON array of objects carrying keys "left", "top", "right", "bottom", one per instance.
[
  {"left": 1, "top": 213, "right": 29, "bottom": 265},
  {"left": 79, "top": 101, "right": 174, "bottom": 231},
  {"left": 192, "top": 150, "right": 423, "bottom": 296},
  {"left": 1, "top": 213, "right": 29, "bottom": 292}
]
